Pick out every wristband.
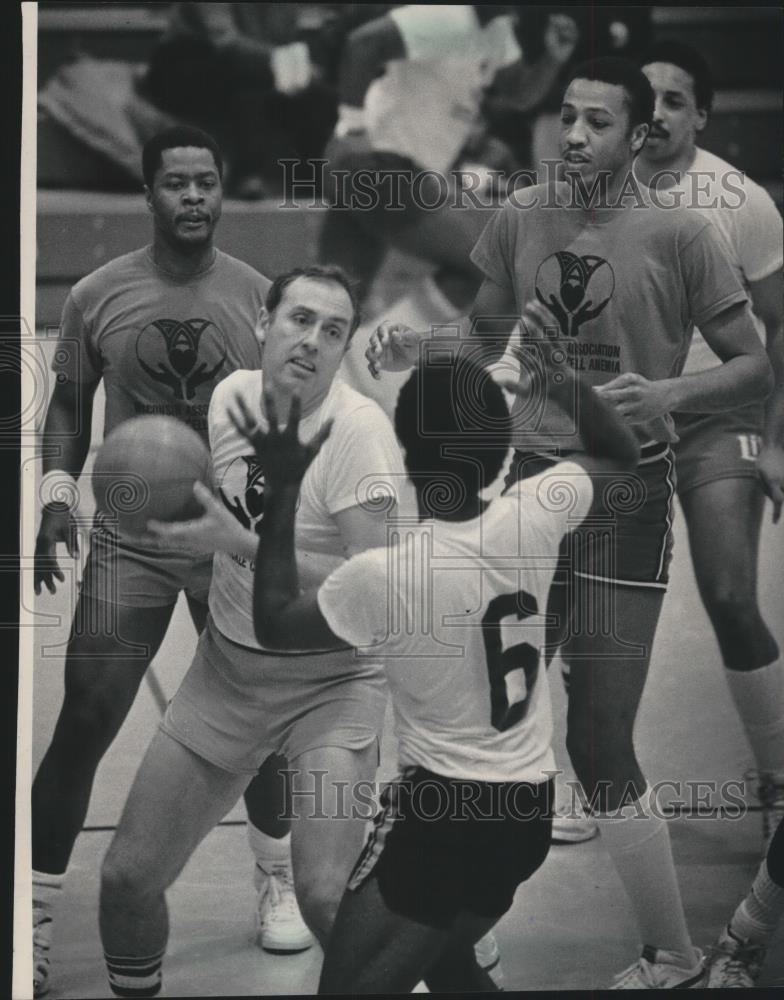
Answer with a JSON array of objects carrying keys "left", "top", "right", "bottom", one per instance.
[
  {"left": 40, "top": 470, "right": 79, "bottom": 511},
  {"left": 334, "top": 103, "right": 367, "bottom": 138}
]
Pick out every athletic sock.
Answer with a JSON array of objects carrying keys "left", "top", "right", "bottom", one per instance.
[
  {"left": 247, "top": 823, "right": 291, "bottom": 879},
  {"left": 725, "top": 658, "right": 784, "bottom": 776},
  {"left": 33, "top": 868, "right": 64, "bottom": 913},
  {"left": 104, "top": 949, "right": 164, "bottom": 998},
  {"left": 594, "top": 785, "right": 698, "bottom": 965},
  {"left": 33, "top": 870, "right": 63, "bottom": 989},
  {"left": 728, "top": 858, "right": 784, "bottom": 944}
]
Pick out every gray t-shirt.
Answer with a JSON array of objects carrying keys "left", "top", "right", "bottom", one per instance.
[
  {"left": 471, "top": 181, "right": 748, "bottom": 451},
  {"left": 54, "top": 246, "right": 269, "bottom": 442}
]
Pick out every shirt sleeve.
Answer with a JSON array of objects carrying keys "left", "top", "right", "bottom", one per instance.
[
  {"left": 317, "top": 551, "right": 388, "bottom": 649},
  {"left": 679, "top": 219, "right": 749, "bottom": 327},
  {"left": 734, "top": 183, "right": 784, "bottom": 283},
  {"left": 323, "top": 402, "right": 405, "bottom": 516},
  {"left": 51, "top": 291, "right": 101, "bottom": 384},
  {"left": 470, "top": 202, "right": 518, "bottom": 291},
  {"left": 390, "top": 4, "right": 481, "bottom": 60}
]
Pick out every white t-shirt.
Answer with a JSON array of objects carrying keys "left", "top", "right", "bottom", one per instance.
[
  {"left": 208, "top": 370, "right": 405, "bottom": 649},
  {"left": 365, "top": 5, "right": 521, "bottom": 174},
  {"left": 318, "top": 462, "right": 595, "bottom": 782},
  {"left": 642, "top": 148, "right": 782, "bottom": 375}
]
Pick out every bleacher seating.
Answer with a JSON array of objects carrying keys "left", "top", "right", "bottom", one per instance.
[{"left": 33, "top": 4, "right": 782, "bottom": 330}]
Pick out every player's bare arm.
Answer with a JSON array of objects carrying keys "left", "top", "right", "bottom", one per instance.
[
  {"left": 488, "top": 14, "right": 579, "bottom": 114},
  {"left": 750, "top": 269, "right": 784, "bottom": 521},
  {"left": 366, "top": 275, "right": 519, "bottom": 378},
  {"left": 336, "top": 15, "right": 405, "bottom": 119},
  {"left": 34, "top": 376, "right": 99, "bottom": 595},
  {"left": 597, "top": 301, "right": 774, "bottom": 421},
  {"left": 228, "top": 390, "right": 339, "bottom": 650}
]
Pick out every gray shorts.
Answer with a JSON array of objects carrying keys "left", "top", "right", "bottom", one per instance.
[
  {"left": 79, "top": 519, "right": 212, "bottom": 608},
  {"left": 673, "top": 401, "right": 765, "bottom": 496},
  {"left": 162, "top": 615, "right": 388, "bottom": 774}
]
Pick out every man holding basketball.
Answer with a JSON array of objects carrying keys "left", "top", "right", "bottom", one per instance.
[
  {"left": 97, "top": 265, "right": 405, "bottom": 998},
  {"left": 366, "top": 58, "right": 773, "bottom": 988},
  {"left": 31, "top": 127, "right": 312, "bottom": 997}
]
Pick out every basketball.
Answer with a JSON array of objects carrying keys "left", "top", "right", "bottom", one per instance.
[{"left": 92, "top": 416, "right": 212, "bottom": 537}]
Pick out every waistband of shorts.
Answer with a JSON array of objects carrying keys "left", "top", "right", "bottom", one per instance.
[
  {"left": 514, "top": 441, "right": 670, "bottom": 467},
  {"left": 637, "top": 442, "right": 671, "bottom": 465},
  {"left": 208, "top": 613, "right": 353, "bottom": 659}
]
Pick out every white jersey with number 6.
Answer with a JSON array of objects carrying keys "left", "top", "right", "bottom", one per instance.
[{"left": 318, "top": 462, "right": 594, "bottom": 782}]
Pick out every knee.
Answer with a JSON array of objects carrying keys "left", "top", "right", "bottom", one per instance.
[
  {"left": 702, "top": 582, "right": 760, "bottom": 635},
  {"left": 296, "top": 877, "right": 342, "bottom": 944},
  {"left": 101, "top": 844, "right": 159, "bottom": 906},
  {"left": 56, "top": 685, "right": 127, "bottom": 748}
]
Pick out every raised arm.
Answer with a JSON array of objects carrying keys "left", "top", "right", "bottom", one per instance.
[
  {"left": 337, "top": 15, "right": 405, "bottom": 114},
  {"left": 366, "top": 274, "right": 519, "bottom": 378},
  {"left": 487, "top": 14, "right": 579, "bottom": 114}
]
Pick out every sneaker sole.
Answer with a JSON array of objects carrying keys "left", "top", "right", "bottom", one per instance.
[
  {"left": 257, "top": 931, "right": 315, "bottom": 954},
  {"left": 260, "top": 941, "right": 315, "bottom": 955},
  {"left": 551, "top": 828, "right": 599, "bottom": 844}
]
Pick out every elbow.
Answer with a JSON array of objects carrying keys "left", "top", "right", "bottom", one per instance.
[
  {"left": 253, "top": 612, "right": 277, "bottom": 649},
  {"left": 254, "top": 610, "right": 295, "bottom": 652},
  {"left": 755, "top": 354, "right": 775, "bottom": 400}
]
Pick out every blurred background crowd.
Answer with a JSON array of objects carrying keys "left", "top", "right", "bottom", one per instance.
[{"left": 36, "top": 4, "right": 782, "bottom": 206}]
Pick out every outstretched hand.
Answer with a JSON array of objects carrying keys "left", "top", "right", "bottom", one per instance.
[{"left": 228, "top": 390, "right": 333, "bottom": 491}]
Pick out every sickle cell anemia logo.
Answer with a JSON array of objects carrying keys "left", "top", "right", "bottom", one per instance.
[
  {"left": 136, "top": 318, "right": 228, "bottom": 400},
  {"left": 534, "top": 251, "right": 615, "bottom": 338},
  {"left": 218, "top": 455, "right": 266, "bottom": 534}
]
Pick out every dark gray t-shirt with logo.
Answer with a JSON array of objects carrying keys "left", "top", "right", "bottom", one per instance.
[
  {"left": 470, "top": 181, "right": 748, "bottom": 451},
  {"left": 53, "top": 246, "right": 269, "bottom": 441}
]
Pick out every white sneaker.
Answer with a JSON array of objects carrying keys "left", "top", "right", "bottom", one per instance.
[
  {"left": 706, "top": 926, "right": 765, "bottom": 988},
  {"left": 474, "top": 931, "right": 505, "bottom": 989},
  {"left": 611, "top": 946, "right": 706, "bottom": 989},
  {"left": 551, "top": 780, "right": 598, "bottom": 844},
  {"left": 33, "top": 903, "right": 52, "bottom": 997},
  {"left": 254, "top": 863, "right": 315, "bottom": 954}
]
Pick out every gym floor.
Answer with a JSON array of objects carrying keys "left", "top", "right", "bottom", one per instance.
[
  {"left": 27, "top": 443, "right": 784, "bottom": 995},
  {"left": 23, "top": 260, "right": 784, "bottom": 994}
]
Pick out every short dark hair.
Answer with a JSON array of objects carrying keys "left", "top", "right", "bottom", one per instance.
[
  {"left": 265, "top": 266, "right": 361, "bottom": 338},
  {"left": 641, "top": 41, "right": 714, "bottom": 113},
  {"left": 394, "top": 357, "right": 511, "bottom": 499},
  {"left": 142, "top": 126, "right": 224, "bottom": 188},
  {"left": 566, "top": 56, "right": 655, "bottom": 129}
]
